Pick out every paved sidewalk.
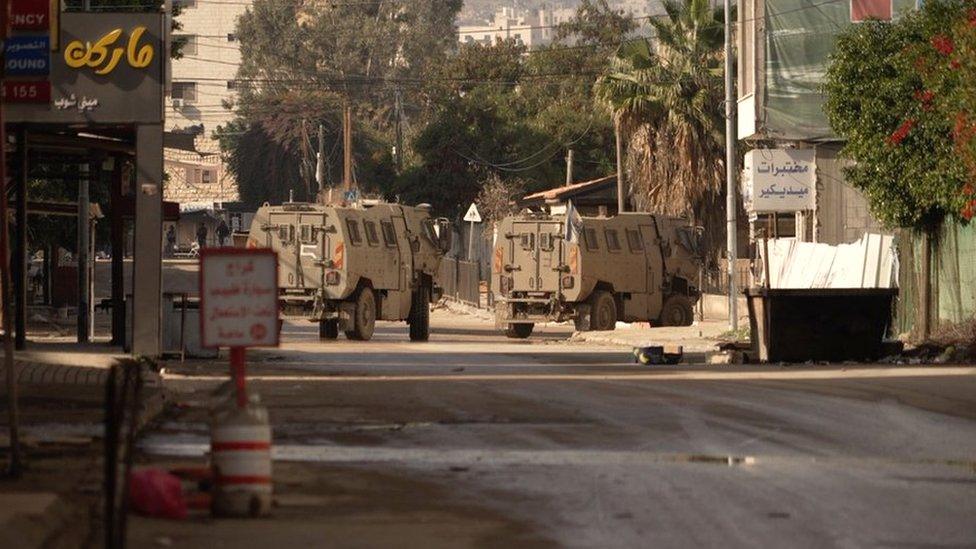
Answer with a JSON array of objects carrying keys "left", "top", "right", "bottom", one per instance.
[
  {"left": 571, "top": 320, "right": 730, "bottom": 353},
  {"left": 1, "top": 346, "right": 167, "bottom": 548}
]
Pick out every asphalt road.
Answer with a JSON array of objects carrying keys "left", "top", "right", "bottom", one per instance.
[{"left": 133, "top": 310, "right": 976, "bottom": 548}]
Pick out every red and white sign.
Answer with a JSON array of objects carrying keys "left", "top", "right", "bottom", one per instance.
[
  {"left": 9, "top": 0, "right": 50, "bottom": 30},
  {"left": 2, "top": 80, "right": 51, "bottom": 103},
  {"left": 200, "top": 248, "right": 280, "bottom": 348}
]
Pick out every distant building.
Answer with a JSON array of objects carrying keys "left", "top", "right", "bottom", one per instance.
[
  {"left": 458, "top": 5, "right": 577, "bottom": 48},
  {"left": 165, "top": 0, "right": 250, "bottom": 211}
]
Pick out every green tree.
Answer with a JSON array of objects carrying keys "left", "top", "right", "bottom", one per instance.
[
  {"left": 823, "top": 0, "right": 971, "bottom": 229},
  {"left": 595, "top": 0, "right": 728, "bottom": 252},
  {"left": 220, "top": 0, "right": 462, "bottom": 209}
]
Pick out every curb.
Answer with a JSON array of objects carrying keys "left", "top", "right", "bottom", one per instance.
[{"left": 0, "top": 493, "right": 78, "bottom": 549}]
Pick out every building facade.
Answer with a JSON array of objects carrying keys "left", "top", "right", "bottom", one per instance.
[
  {"left": 736, "top": 0, "right": 917, "bottom": 244},
  {"left": 165, "top": 0, "right": 248, "bottom": 209}
]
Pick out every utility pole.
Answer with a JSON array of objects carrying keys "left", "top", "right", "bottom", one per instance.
[
  {"left": 724, "top": 0, "right": 739, "bottom": 331},
  {"left": 315, "top": 123, "right": 325, "bottom": 199},
  {"left": 0, "top": 0, "right": 24, "bottom": 477},
  {"left": 565, "top": 148, "right": 574, "bottom": 186},
  {"left": 78, "top": 163, "right": 91, "bottom": 343},
  {"left": 614, "top": 118, "right": 625, "bottom": 213},
  {"left": 343, "top": 104, "right": 353, "bottom": 194},
  {"left": 394, "top": 87, "right": 404, "bottom": 174}
]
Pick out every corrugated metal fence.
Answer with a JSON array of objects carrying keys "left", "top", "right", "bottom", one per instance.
[
  {"left": 896, "top": 221, "right": 976, "bottom": 336},
  {"left": 438, "top": 257, "right": 481, "bottom": 308}
]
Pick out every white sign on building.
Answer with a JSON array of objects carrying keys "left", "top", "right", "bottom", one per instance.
[
  {"left": 200, "top": 249, "right": 280, "bottom": 348},
  {"left": 742, "top": 148, "right": 816, "bottom": 213}
]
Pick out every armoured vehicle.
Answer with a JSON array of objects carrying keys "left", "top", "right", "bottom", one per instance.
[
  {"left": 248, "top": 201, "right": 451, "bottom": 341},
  {"left": 491, "top": 212, "right": 702, "bottom": 338}
]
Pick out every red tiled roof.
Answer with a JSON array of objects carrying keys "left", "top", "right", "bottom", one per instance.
[{"left": 522, "top": 175, "right": 616, "bottom": 201}]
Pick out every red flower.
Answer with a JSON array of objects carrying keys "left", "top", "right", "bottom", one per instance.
[
  {"left": 968, "top": 8, "right": 976, "bottom": 27},
  {"left": 963, "top": 184, "right": 975, "bottom": 197},
  {"left": 951, "top": 59, "right": 962, "bottom": 70},
  {"left": 963, "top": 200, "right": 976, "bottom": 221},
  {"left": 887, "top": 118, "right": 916, "bottom": 146},
  {"left": 913, "top": 89, "right": 935, "bottom": 110},
  {"left": 931, "top": 34, "right": 955, "bottom": 56}
]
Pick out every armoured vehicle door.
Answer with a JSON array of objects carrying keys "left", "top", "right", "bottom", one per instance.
[
  {"left": 508, "top": 221, "right": 538, "bottom": 291},
  {"left": 389, "top": 212, "right": 411, "bottom": 291},
  {"left": 638, "top": 222, "right": 666, "bottom": 316},
  {"left": 269, "top": 212, "right": 298, "bottom": 288},
  {"left": 536, "top": 221, "right": 563, "bottom": 293},
  {"left": 507, "top": 221, "right": 563, "bottom": 292},
  {"left": 297, "top": 212, "right": 328, "bottom": 289}
]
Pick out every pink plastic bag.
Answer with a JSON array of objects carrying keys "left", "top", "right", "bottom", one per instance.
[{"left": 128, "top": 468, "right": 188, "bottom": 519}]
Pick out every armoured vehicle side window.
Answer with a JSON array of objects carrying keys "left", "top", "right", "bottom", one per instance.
[
  {"left": 520, "top": 233, "right": 535, "bottom": 251},
  {"left": 582, "top": 228, "right": 599, "bottom": 251},
  {"left": 539, "top": 233, "right": 554, "bottom": 252},
  {"left": 381, "top": 221, "right": 397, "bottom": 247},
  {"left": 363, "top": 221, "right": 379, "bottom": 246},
  {"left": 346, "top": 219, "right": 362, "bottom": 246},
  {"left": 626, "top": 229, "right": 643, "bottom": 252},
  {"left": 605, "top": 229, "right": 621, "bottom": 252},
  {"left": 300, "top": 224, "right": 316, "bottom": 244},
  {"left": 278, "top": 225, "right": 294, "bottom": 244}
]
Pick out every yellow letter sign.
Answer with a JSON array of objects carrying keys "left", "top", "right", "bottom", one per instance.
[{"left": 64, "top": 26, "right": 154, "bottom": 75}]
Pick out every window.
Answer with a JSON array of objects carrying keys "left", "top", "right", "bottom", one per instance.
[
  {"left": 226, "top": 81, "right": 237, "bottom": 90},
  {"left": 171, "top": 81, "right": 197, "bottom": 103},
  {"left": 363, "top": 221, "right": 379, "bottom": 246},
  {"left": 583, "top": 228, "right": 599, "bottom": 251},
  {"left": 278, "top": 225, "right": 294, "bottom": 244},
  {"left": 174, "top": 0, "right": 196, "bottom": 8},
  {"left": 605, "top": 229, "right": 621, "bottom": 252},
  {"left": 381, "top": 221, "right": 397, "bottom": 247},
  {"left": 345, "top": 219, "right": 362, "bottom": 245},
  {"left": 201, "top": 169, "right": 213, "bottom": 184},
  {"left": 300, "top": 225, "right": 316, "bottom": 243},
  {"left": 539, "top": 232, "right": 554, "bottom": 252},
  {"left": 520, "top": 232, "right": 535, "bottom": 251},
  {"left": 626, "top": 229, "right": 644, "bottom": 253},
  {"left": 227, "top": 33, "right": 237, "bottom": 42},
  {"left": 173, "top": 34, "right": 197, "bottom": 56}
]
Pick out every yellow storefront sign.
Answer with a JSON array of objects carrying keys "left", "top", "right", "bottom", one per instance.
[{"left": 64, "top": 26, "right": 154, "bottom": 75}]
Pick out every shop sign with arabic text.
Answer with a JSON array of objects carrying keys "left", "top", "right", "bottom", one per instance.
[
  {"left": 742, "top": 149, "right": 816, "bottom": 213},
  {"left": 4, "top": 13, "right": 163, "bottom": 125}
]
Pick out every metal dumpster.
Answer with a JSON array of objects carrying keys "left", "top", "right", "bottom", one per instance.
[{"left": 745, "top": 288, "right": 898, "bottom": 363}]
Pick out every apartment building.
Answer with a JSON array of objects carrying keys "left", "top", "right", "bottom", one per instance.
[{"left": 165, "top": 0, "right": 249, "bottom": 210}]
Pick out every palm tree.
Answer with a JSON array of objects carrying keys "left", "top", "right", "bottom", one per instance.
[{"left": 595, "top": 0, "right": 728, "bottom": 255}]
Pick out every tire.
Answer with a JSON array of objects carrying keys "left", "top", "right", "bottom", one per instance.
[
  {"left": 505, "top": 323, "right": 534, "bottom": 339},
  {"left": 409, "top": 285, "right": 431, "bottom": 342},
  {"left": 319, "top": 319, "right": 338, "bottom": 340},
  {"left": 345, "top": 289, "right": 376, "bottom": 341},
  {"left": 573, "top": 306, "right": 591, "bottom": 332},
  {"left": 659, "top": 295, "right": 694, "bottom": 327},
  {"left": 590, "top": 291, "right": 617, "bottom": 331}
]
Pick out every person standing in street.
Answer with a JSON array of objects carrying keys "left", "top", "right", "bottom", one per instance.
[
  {"left": 216, "top": 219, "right": 230, "bottom": 247},
  {"left": 165, "top": 225, "right": 177, "bottom": 257},
  {"left": 196, "top": 222, "right": 208, "bottom": 250}
]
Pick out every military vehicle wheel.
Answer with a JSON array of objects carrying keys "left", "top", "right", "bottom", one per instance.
[
  {"left": 591, "top": 291, "right": 617, "bottom": 331},
  {"left": 319, "top": 319, "right": 339, "bottom": 340},
  {"left": 345, "top": 289, "right": 376, "bottom": 341},
  {"left": 409, "top": 285, "right": 431, "bottom": 341},
  {"left": 505, "top": 323, "right": 534, "bottom": 338},
  {"left": 659, "top": 295, "right": 694, "bottom": 327}
]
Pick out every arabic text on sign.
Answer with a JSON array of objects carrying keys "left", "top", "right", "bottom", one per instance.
[{"left": 64, "top": 26, "right": 154, "bottom": 75}]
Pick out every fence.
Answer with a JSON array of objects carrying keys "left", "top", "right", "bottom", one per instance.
[
  {"left": 896, "top": 221, "right": 976, "bottom": 337},
  {"left": 702, "top": 258, "right": 753, "bottom": 295},
  {"left": 438, "top": 257, "right": 482, "bottom": 308}
]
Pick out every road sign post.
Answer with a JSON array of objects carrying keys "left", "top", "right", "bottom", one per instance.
[
  {"left": 463, "top": 203, "right": 482, "bottom": 261},
  {"left": 199, "top": 248, "right": 280, "bottom": 407}
]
